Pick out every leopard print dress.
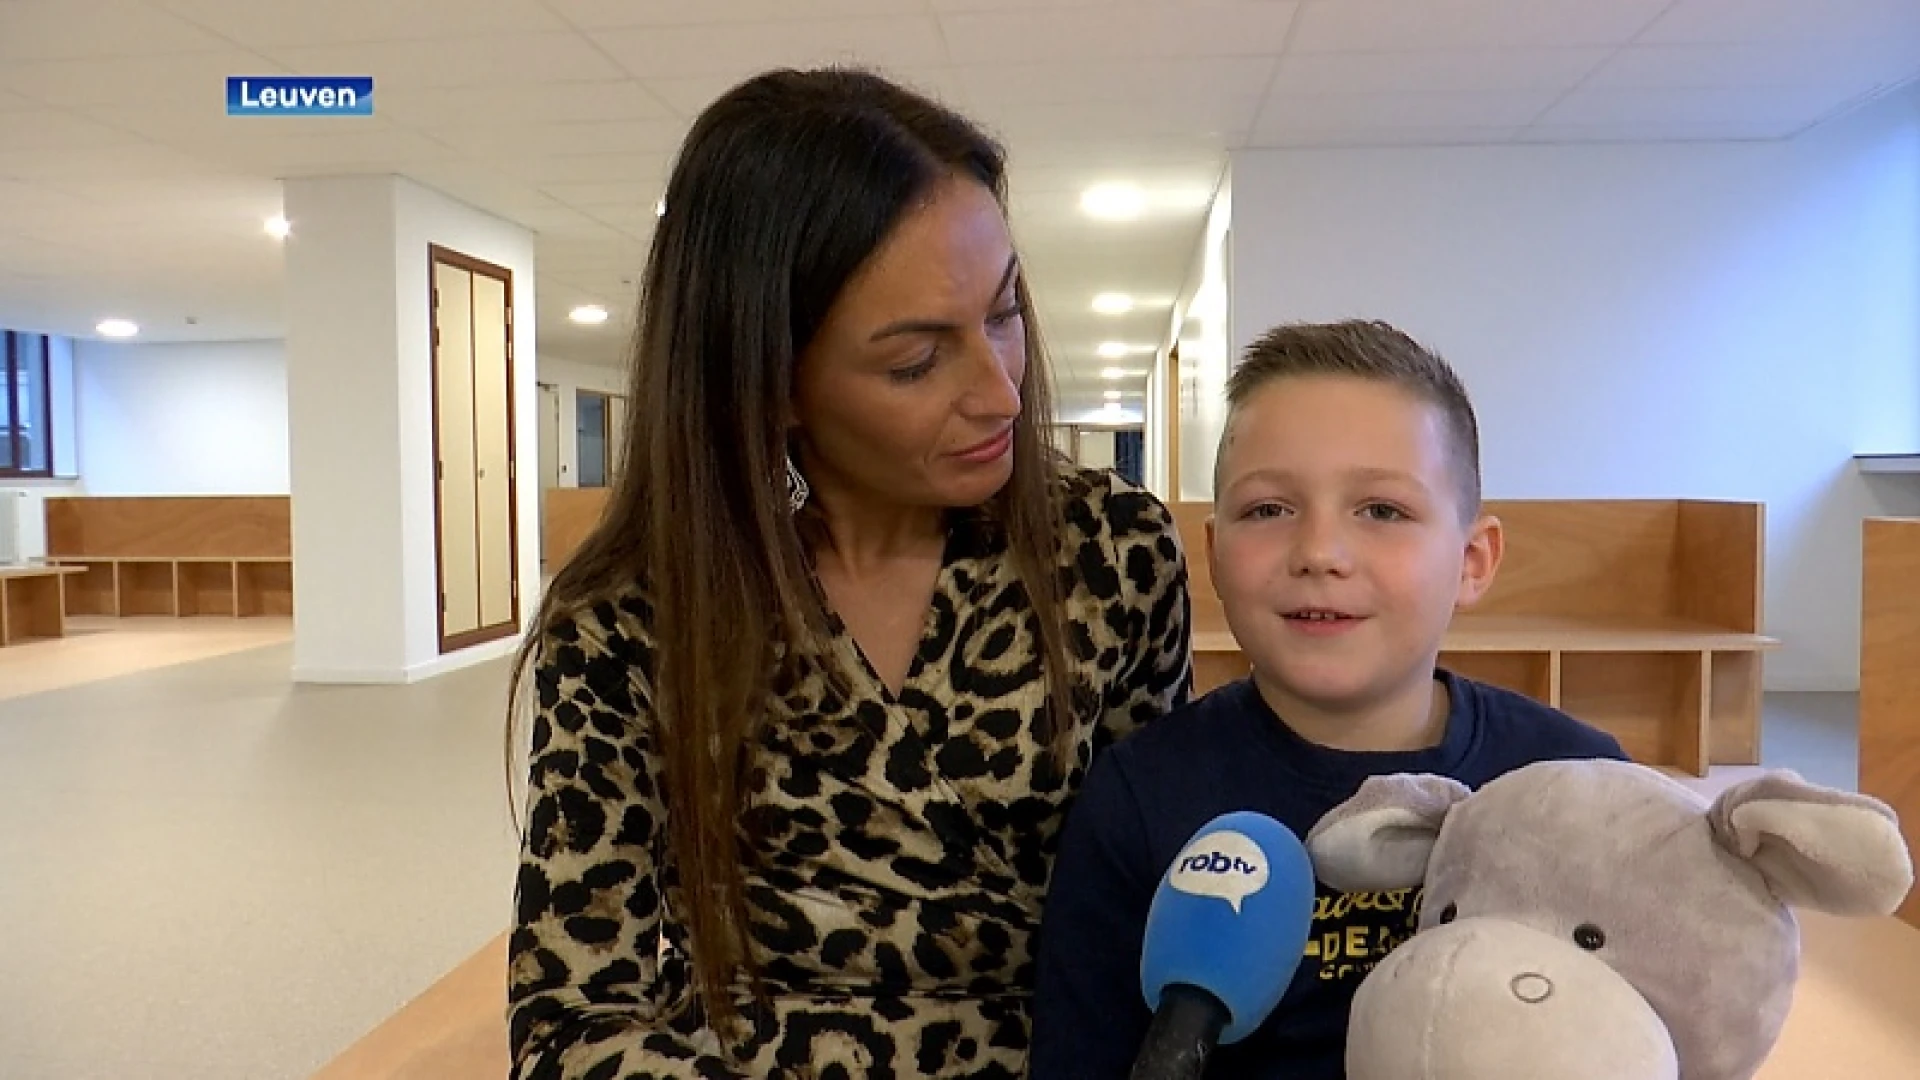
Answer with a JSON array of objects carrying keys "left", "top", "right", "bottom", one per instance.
[{"left": 508, "top": 467, "right": 1192, "bottom": 1078}]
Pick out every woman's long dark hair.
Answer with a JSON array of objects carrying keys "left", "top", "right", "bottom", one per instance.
[{"left": 507, "top": 67, "right": 1078, "bottom": 1029}]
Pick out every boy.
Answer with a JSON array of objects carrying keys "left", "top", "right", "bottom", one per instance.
[{"left": 1030, "top": 320, "right": 1627, "bottom": 1079}]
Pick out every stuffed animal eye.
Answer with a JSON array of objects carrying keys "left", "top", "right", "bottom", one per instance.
[
  {"left": 1437, "top": 903, "right": 1458, "bottom": 924},
  {"left": 1573, "top": 924, "right": 1607, "bottom": 951}
]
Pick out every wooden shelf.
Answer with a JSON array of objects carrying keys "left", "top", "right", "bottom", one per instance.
[
  {"left": 42, "top": 497, "right": 294, "bottom": 621},
  {"left": 48, "top": 557, "right": 292, "bottom": 619},
  {"left": 1179, "top": 498, "right": 1772, "bottom": 777},
  {"left": 1856, "top": 454, "right": 1920, "bottom": 475}
]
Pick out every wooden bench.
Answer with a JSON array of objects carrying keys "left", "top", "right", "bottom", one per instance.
[
  {"left": 1177, "top": 499, "right": 1778, "bottom": 776},
  {"left": 1861, "top": 516, "right": 1920, "bottom": 930},
  {"left": 0, "top": 564, "right": 85, "bottom": 646},
  {"left": 43, "top": 496, "right": 293, "bottom": 618},
  {"left": 309, "top": 913, "right": 1920, "bottom": 1079},
  {"left": 541, "top": 487, "right": 608, "bottom": 569}
]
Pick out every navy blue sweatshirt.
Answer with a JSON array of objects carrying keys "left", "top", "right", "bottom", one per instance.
[{"left": 1031, "top": 671, "right": 1628, "bottom": 1080}]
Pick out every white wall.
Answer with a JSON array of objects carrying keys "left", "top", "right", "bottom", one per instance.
[
  {"left": 537, "top": 354, "right": 626, "bottom": 488},
  {"left": 392, "top": 176, "right": 541, "bottom": 679},
  {"left": 283, "top": 173, "right": 539, "bottom": 682},
  {"left": 1227, "top": 83, "right": 1920, "bottom": 692},
  {"left": 71, "top": 339, "right": 288, "bottom": 495},
  {"left": 1170, "top": 170, "right": 1233, "bottom": 502},
  {"left": 1077, "top": 427, "right": 1117, "bottom": 471}
]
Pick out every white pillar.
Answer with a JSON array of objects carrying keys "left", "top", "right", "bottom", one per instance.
[{"left": 283, "top": 174, "right": 539, "bottom": 683}]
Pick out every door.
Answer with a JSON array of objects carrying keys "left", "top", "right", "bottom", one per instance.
[
  {"left": 537, "top": 383, "right": 561, "bottom": 490},
  {"left": 576, "top": 390, "right": 608, "bottom": 488},
  {"left": 430, "top": 244, "right": 521, "bottom": 654}
]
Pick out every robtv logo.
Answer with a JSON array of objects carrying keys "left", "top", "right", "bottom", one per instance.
[
  {"left": 1169, "top": 829, "right": 1270, "bottom": 913},
  {"left": 227, "top": 76, "right": 373, "bottom": 116}
]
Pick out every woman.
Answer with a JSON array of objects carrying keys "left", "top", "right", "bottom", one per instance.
[{"left": 506, "top": 67, "right": 1192, "bottom": 1078}]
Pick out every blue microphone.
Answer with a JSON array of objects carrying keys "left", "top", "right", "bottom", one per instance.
[{"left": 1131, "top": 811, "right": 1316, "bottom": 1080}]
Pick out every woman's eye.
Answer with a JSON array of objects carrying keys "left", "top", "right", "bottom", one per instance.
[
  {"left": 889, "top": 355, "right": 935, "bottom": 383},
  {"left": 988, "top": 304, "right": 1023, "bottom": 326}
]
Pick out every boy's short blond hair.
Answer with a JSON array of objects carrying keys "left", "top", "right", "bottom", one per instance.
[{"left": 1217, "top": 320, "right": 1483, "bottom": 521}]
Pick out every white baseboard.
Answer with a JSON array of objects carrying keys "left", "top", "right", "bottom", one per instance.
[{"left": 291, "top": 634, "right": 524, "bottom": 685}]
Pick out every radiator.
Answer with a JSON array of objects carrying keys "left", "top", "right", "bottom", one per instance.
[{"left": 0, "top": 489, "right": 49, "bottom": 564}]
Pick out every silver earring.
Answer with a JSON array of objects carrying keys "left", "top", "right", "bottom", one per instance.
[{"left": 785, "top": 454, "right": 809, "bottom": 512}]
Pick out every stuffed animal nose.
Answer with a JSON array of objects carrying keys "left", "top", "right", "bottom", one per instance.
[
  {"left": 1510, "top": 972, "right": 1554, "bottom": 1003},
  {"left": 1343, "top": 919, "right": 1678, "bottom": 1080}
]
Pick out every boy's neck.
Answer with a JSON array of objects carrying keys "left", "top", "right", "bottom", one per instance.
[{"left": 1253, "top": 672, "right": 1450, "bottom": 753}]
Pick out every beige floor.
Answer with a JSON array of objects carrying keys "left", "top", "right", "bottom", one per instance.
[
  {"left": 0, "top": 624, "right": 521, "bottom": 1080},
  {"left": 0, "top": 616, "right": 296, "bottom": 702},
  {"left": 0, "top": 622, "right": 1912, "bottom": 1079}
]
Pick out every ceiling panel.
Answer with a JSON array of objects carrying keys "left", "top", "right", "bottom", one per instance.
[
  {"left": 641, "top": 66, "right": 969, "bottom": 118},
  {"left": 956, "top": 56, "right": 1277, "bottom": 110},
  {"left": 595, "top": 15, "right": 948, "bottom": 81},
  {"left": 939, "top": 3, "right": 1300, "bottom": 65},
  {"left": 1268, "top": 47, "right": 1612, "bottom": 95},
  {"left": 1289, "top": 0, "right": 1673, "bottom": 53},
  {"left": 0, "top": 0, "right": 1911, "bottom": 372},
  {"left": 259, "top": 33, "right": 627, "bottom": 90},
  {"left": 0, "top": 0, "right": 232, "bottom": 60},
  {"left": 151, "top": 0, "right": 570, "bottom": 48},
  {"left": 1585, "top": 40, "right": 1920, "bottom": 94},
  {"left": 1538, "top": 85, "right": 1864, "bottom": 132},
  {"left": 375, "top": 80, "right": 675, "bottom": 129},
  {"left": 422, "top": 117, "right": 689, "bottom": 159},
  {"left": 1254, "top": 88, "right": 1562, "bottom": 137},
  {"left": 0, "top": 49, "right": 291, "bottom": 111},
  {"left": 548, "top": 0, "right": 927, "bottom": 28},
  {"left": 1639, "top": 0, "right": 1920, "bottom": 45}
]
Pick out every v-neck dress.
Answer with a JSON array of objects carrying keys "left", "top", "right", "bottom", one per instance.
[{"left": 508, "top": 466, "right": 1192, "bottom": 1078}]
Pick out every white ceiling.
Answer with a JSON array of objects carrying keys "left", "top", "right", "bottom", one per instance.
[{"left": 0, "top": 0, "right": 1916, "bottom": 416}]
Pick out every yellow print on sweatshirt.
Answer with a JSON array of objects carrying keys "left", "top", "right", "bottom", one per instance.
[{"left": 1304, "top": 886, "right": 1424, "bottom": 982}]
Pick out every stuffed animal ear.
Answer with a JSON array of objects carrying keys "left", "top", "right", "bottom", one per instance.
[
  {"left": 1306, "top": 773, "right": 1471, "bottom": 892},
  {"left": 1707, "top": 770, "right": 1915, "bottom": 916}
]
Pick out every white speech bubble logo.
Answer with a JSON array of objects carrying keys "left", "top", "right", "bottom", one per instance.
[{"left": 1169, "top": 830, "right": 1270, "bottom": 913}]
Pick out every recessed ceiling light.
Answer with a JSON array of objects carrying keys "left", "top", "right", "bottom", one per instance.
[
  {"left": 1100, "top": 367, "right": 1127, "bottom": 380},
  {"left": 1092, "top": 292, "right": 1134, "bottom": 315},
  {"left": 1103, "top": 400, "right": 1124, "bottom": 412},
  {"left": 1097, "top": 342, "right": 1130, "bottom": 359},
  {"left": 265, "top": 215, "right": 290, "bottom": 239},
  {"left": 96, "top": 318, "right": 138, "bottom": 338},
  {"left": 1104, "top": 390, "right": 1122, "bottom": 401},
  {"left": 654, "top": 198, "right": 666, "bottom": 217},
  {"left": 1081, "top": 183, "right": 1145, "bottom": 221},
  {"left": 569, "top": 304, "right": 609, "bottom": 325}
]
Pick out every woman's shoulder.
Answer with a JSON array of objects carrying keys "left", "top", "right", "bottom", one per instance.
[{"left": 1054, "top": 465, "right": 1179, "bottom": 548}]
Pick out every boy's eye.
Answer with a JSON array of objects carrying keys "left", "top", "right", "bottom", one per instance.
[
  {"left": 1360, "top": 502, "right": 1409, "bottom": 522},
  {"left": 1243, "top": 502, "right": 1289, "bottom": 520}
]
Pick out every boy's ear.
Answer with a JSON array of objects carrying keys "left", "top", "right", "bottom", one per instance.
[
  {"left": 1204, "top": 510, "right": 1218, "bottom": 582},
  {"left": 1455, "top": 512, "right": 1504, "bottom": 610}
]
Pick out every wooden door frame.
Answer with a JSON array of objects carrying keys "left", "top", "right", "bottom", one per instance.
[
  {"left": 428, "top": 242, "right": 522, "bottom": 656},
  {"left": 1165, "top": 342, "right": 1182, "bottom": 502}
]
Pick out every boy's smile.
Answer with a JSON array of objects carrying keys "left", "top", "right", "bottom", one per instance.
[{"left": 1206, "top": 374, "right": 1503, "bottom": 751}]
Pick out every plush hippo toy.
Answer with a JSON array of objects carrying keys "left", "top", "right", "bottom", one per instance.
[{"left": 1306, "top": 759, "right": 1914, "bottom": 1080}]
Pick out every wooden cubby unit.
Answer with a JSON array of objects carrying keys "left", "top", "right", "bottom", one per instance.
[
  {"left": 42, "top": 496, "right": 294, "bottom": 620},
  {"left": 1859, "top": 517, "right": 1920, "bottom": 929},
  {"left": 236, "top": 559, "right": 293, "bottom": 617},
  {"left": 1177, "top": 498, "right": 1777, "bottom": 776}
]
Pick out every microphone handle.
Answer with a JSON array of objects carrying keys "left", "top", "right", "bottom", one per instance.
[{"left": 1128, "top": 983, "right": 1229, "bottom": 1080}]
